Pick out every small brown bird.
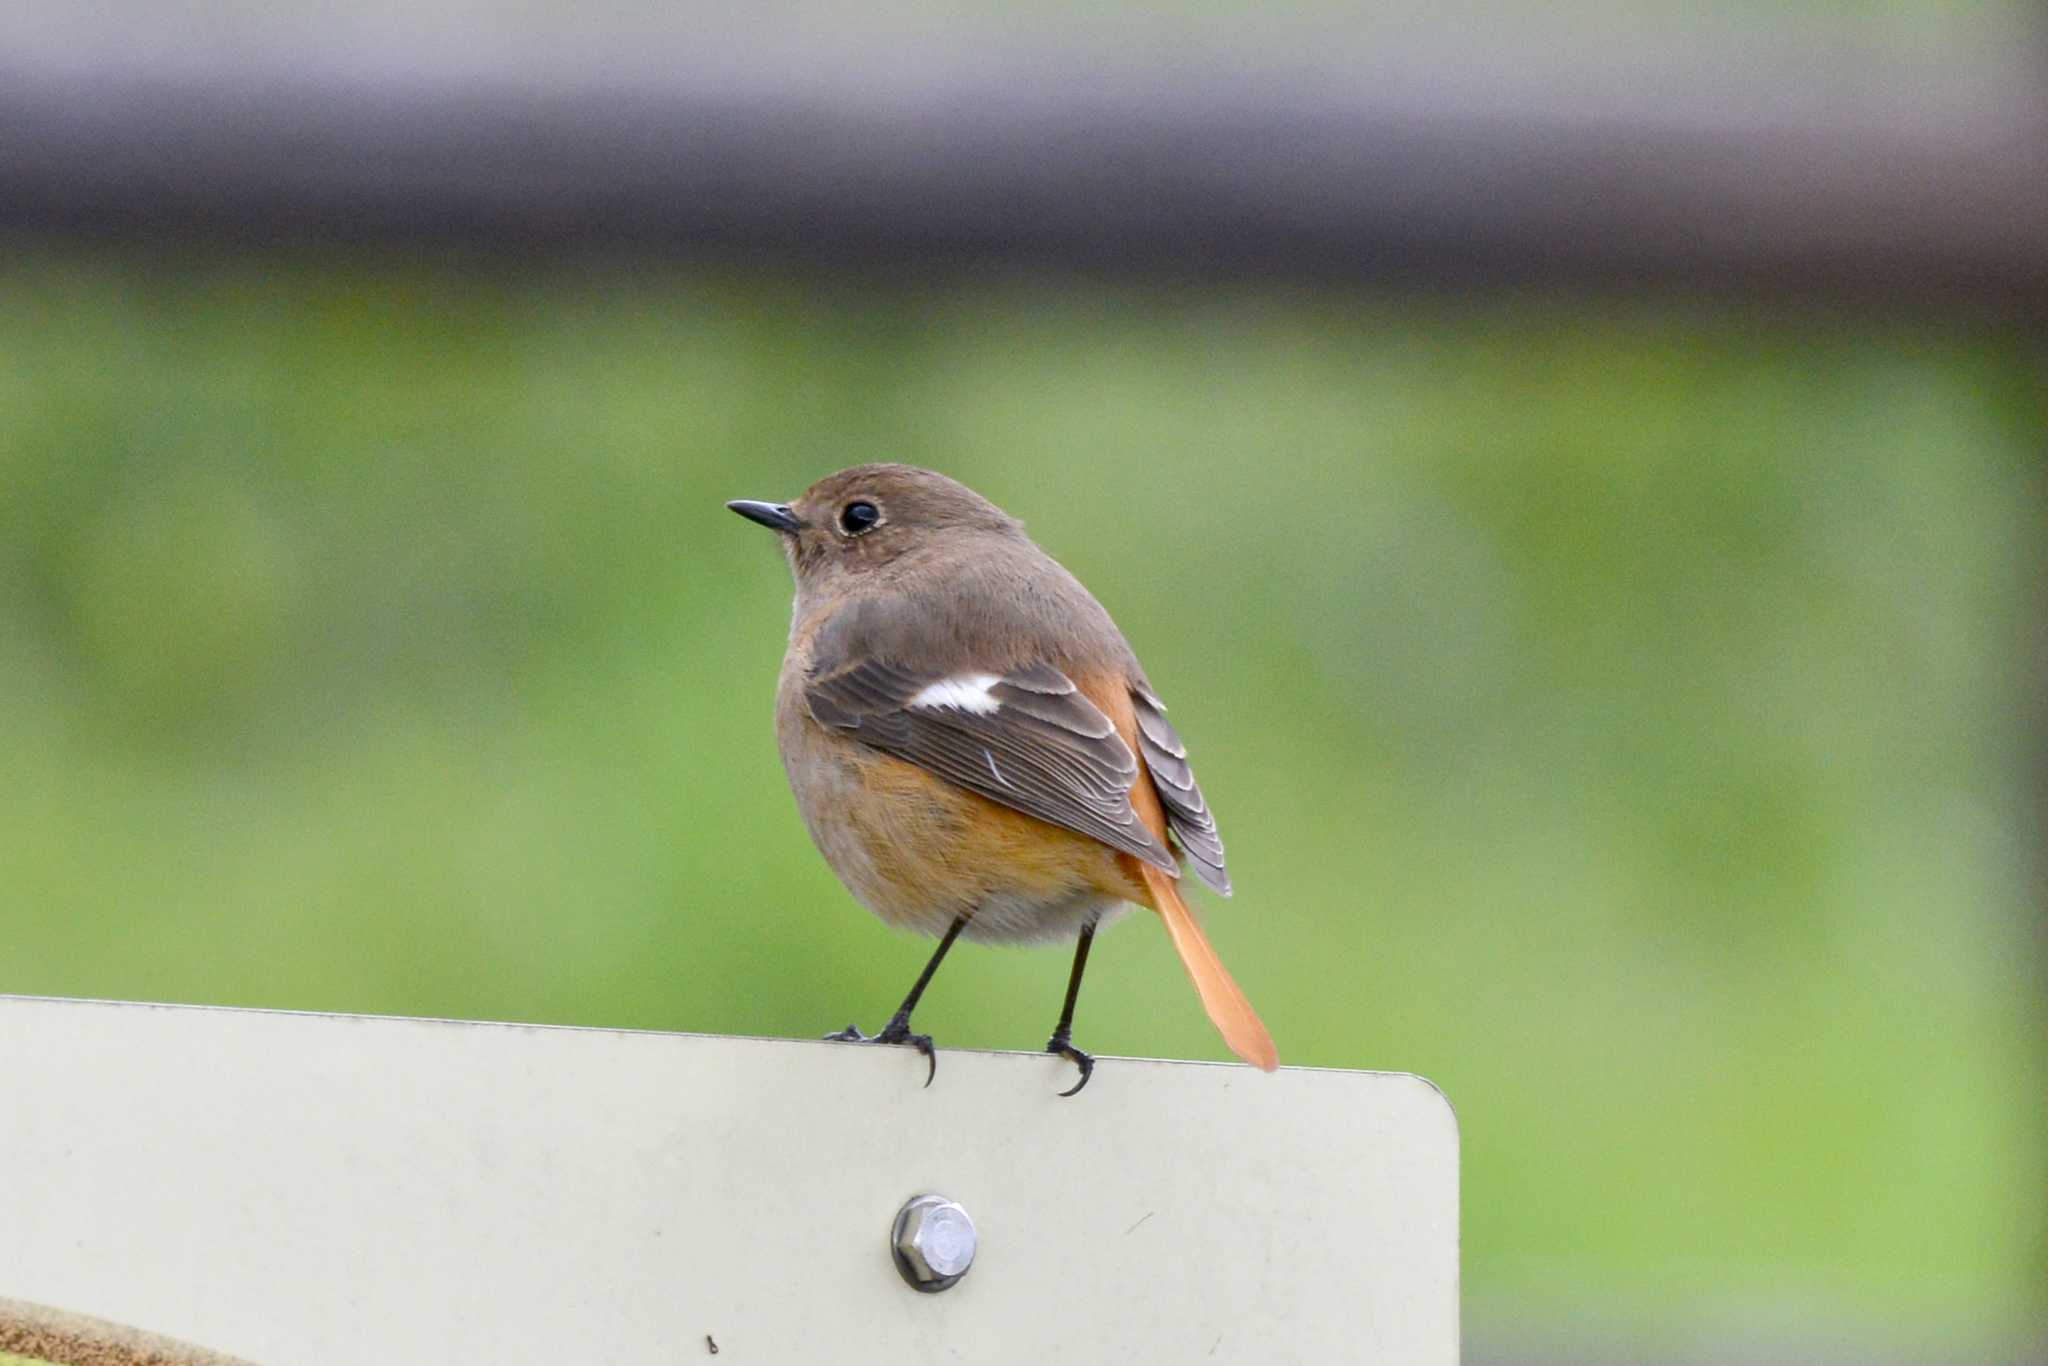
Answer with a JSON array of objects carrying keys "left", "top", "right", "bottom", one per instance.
[{"left": 729, "top": 464, "right": 1276, "bottom": 1094}]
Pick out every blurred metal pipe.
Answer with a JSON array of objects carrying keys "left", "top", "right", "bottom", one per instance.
[{"left": 2, "top": 63, "right": 2045, "bottom": 310}]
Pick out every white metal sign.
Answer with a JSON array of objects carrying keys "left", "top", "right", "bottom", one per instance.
[{"left": 0, "top": 996, "right": 1457, "bottom": 1364}]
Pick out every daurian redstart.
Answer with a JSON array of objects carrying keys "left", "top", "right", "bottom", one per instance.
[{"left": 729, "top": 465, "right": 1276, "bottom": 1094}]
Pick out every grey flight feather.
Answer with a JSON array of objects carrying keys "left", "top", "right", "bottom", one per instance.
[
  {"left": 804, "top": 654, "right": 1182, "bottom": 875},
  {"left": 1132, "top": 687, "right": 1232, "bottom": 896}
]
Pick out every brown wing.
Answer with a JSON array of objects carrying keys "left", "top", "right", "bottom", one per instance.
[
  {"left": 805, "top": 655, "right": 1180, "bottom": 874},
  {"left": 1132, "top": 686, "right": 1231, "bottom": 896}
]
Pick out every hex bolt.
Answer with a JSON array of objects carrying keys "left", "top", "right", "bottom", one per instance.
[{"left": 891, "top": 1194, "right": 977, "bottom": 1292}]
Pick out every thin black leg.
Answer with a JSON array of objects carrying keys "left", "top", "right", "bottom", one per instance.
[
  {"left": 1045, "top": 920, "right": 1097, "bottom": 1096},
  {"left": 825, "top": 915, "right": 968, "bottom": 1087},
  {"left": 889, "top": 915, "right": 968, "bottom": 1023}
]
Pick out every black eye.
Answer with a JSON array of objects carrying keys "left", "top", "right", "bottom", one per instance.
[{"left": 839, "top": 500, "right": 882, "bottom": 535}]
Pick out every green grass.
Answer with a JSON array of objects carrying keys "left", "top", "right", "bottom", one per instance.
[{"left": 0, "top": 244, "right": 2041, "bottom": 1349}]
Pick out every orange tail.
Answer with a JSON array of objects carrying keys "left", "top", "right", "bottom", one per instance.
[{"left": 1139, "top": 862, "right": 1278, "bottom": 1071}]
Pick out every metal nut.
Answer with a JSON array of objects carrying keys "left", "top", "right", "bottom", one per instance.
[{"left": 891, "top": 1194, "right": 977, "bottom": 1292}]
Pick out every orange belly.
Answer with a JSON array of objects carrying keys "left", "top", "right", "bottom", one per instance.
[{"left": 784, "top": 723, "right": 1145, "bottom": 943}]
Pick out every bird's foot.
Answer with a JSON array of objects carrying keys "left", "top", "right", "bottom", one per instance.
[
  {"left": 823, "top": 1011, "right": 938, "bottom": 1087},
  {"left": 1045, "top": 1030, "right": 1095, "bottom": 1097}
]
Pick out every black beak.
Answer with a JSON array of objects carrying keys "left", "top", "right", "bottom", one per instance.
[{"left": 726, "top": 499, "right": 803, "bottom": 533}]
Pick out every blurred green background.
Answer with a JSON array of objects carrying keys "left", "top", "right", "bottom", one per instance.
[{"left": 2, "top": 244, "right": 2041, "bottom": 1359}]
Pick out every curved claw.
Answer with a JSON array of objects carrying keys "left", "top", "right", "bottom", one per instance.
[
  {"left": 827, "top": 1018, "right": 939, "bottom": 1086},
  {"left": 1048, "top": 1040, "right": 1095, "bottom": 1097},
  {"left": 872, "top": 1019, "right": 938, "bottom": 1087}
]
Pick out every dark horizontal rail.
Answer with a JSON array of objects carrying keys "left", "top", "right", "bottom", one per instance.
[{"left": 4, "top": 60, "right": 2045, "bottom": 310}]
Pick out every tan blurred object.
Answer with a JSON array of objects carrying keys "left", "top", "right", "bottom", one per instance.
[{"left": 0, "top": 1298, "right": 257, "bottom": 1366}]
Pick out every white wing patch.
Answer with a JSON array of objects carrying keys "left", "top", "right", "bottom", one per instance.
[{"left": 909, "top": 673, "right": 1004, "bottom": 715}]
